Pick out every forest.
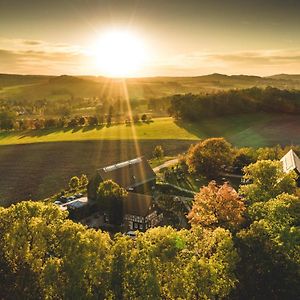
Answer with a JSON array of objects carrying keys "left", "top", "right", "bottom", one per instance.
[{"left": 169, "top": 87, "right": 300, "bottom": 120}]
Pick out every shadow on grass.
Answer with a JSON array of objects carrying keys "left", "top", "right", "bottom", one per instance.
[{"left": 14, "top": 125, "right": 104, "bottom": 140}]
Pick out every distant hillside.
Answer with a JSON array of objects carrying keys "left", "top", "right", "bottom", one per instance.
[
  {"left": 267, "top": 74, "right": 300, "bottom": 81},
  {"left": 0, "top": 73, "right": 52, "bottom": 88},
  {"left": 0, "top": 73, "right": 299, "bottom": 101}
]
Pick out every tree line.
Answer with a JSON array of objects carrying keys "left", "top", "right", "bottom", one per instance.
[
  {"left": 169, "top": 87, "right": 300, "bottom": 120},
  {"left": 0, "top": 110, "right": 151, "bottom": 131}
]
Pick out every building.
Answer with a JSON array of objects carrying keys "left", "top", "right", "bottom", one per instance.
[
  {"left": 87, "top": 156, "right": 161, "bottom": 232},
  {"left": 123, "top": 192, "right": 162, "bottom": 231},
  {"left": 280, "top": 149, "right": 300, "bottom": 175},
  {"left": 280, "top": 149, "right": 300, "bottom": 186},
  {"left": 96, "top": 156, "right": 156, "bottom": 194}
]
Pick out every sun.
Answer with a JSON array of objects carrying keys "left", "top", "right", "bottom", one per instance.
[{"left": 92, "top": 30, "right": 147, "bottom": 77}]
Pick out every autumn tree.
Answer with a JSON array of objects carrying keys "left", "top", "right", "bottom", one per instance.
[
  {"left": 188, "top": 181, "right": 245, "bottom": 230},
  {"left": 186, "top": 138, "right": 233, "bottom": 177},
  {"left": 239, "top": 160, "right": 297, "bottom": 204}
]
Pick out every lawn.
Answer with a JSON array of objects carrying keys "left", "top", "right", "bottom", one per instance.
[{"left": 1, "top": 113, "right": 300, "bottom": 147}]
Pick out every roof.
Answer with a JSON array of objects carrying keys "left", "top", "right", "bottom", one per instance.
[
  {"left": 97, "top": 157, "right": 156, "bottom": 189},
  {"left": 280, "top": 149, "right": 300, "bottom": 174},
  {"left": 123, "top": 192, "right": 155, "bottom": 217}
]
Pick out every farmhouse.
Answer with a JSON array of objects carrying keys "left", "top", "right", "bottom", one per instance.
[
  {"left": 97, "top": 156, "right": 156, "bottom": 193},
  {"left": 87, "top": 156, "right": 161, "bottom": 232},
  {"left": 123, "top": 192, "right": 162, "bottom": 231}
]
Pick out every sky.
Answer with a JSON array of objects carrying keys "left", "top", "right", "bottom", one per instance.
[{"left": 0, "top": 0, "right": 299, "bottom": 77}]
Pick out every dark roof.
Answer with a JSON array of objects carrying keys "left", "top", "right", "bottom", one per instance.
[
  {"left": 97, "top": 157, "right": 156, "bottom": 189},
  {"left": 123, "top": 192, "right": 154, "bottom": 217},
  {"left": 280, "top": 149, "right": 300, "bottom": 174}
]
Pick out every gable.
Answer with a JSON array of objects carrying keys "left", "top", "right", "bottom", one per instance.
[{"left": 280, "top": 149, "right": 300, "bottom": 174}]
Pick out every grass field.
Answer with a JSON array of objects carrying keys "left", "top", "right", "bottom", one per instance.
[{"left": 1, "top": 114, "right": 300, "bottom": 147}]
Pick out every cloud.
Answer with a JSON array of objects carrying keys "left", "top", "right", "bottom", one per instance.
[
  {"left": 0, "top": 37, "right": 92, "bottom": 75},
  {"left": 22, "top": 40, "right": 42, "bottom": 46},
  {"left": 0, "top": 36, "right": 299, "bottom": 76},
  {"left": 153, "top": 50, "right": 300, "bottom": 76}
]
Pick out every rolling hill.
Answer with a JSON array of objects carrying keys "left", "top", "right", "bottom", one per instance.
[{"left": 0, "top": 73, "right": 299, "bottom": 101}]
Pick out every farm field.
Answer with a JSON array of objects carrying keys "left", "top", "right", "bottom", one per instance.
[
  {"left": 1, "top": 113, "right": 300, "bottom": 147},
  {"left": 0, "top": 139, "right": 195, "bottom": 207},
  {"left": 1, "top": 112, "right": 300, "bottom": 206}
]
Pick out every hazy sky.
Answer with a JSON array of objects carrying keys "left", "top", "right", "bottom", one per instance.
[{"left": 0, "top": 0, "right": 299, "bottom": 76}]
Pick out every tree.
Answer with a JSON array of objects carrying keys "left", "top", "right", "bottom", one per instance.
[
  {"left": 0, "top": 202, "right": 239, "bottom": 300},
  {"left": 0, "top": 111, "right": 16, "bottom": 130},
  {"left": 133, "top": 114, "right": 140, "bottom": 123},
  {"left": 0, "top": 201, "right": 112, "bottom": 300},
  {"left": 141, "top": 114, "right": 148, "bottom": 122},
  {"left": 235, "top": 193, "right": 300, "bottom": 299},
  {"left": 80, "top": 174, "right": 88, "bottom": 187},
  {"left": 153, "top": 145, "right": 164, "bottom": 160},
  {"left": 78, "top": 116, "right": 87, "bottom": 126},
  {"left": 239, "top": 160, "right": 297, "bottom": 204},
  {"left": 69, "top": 176, "right": 80, "bottom": 190},
  {"left": 188, "top": 181, "right": 245, "bottom": 230},
  {"left": 186, "top": 138, "right": 233, "bottom": 177},
  {"left": 97, "top": 180, "right": 128, "bottom": 225},
  {"left": 233, "top": 147, "right": 257, "bottom": 173}
]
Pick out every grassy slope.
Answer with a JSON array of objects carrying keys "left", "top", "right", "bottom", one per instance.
[
  {"left": 1, "top": 74, "right": 300, "bottom": 100},
  {"left": 1, "top": 114, "right": 300, "bottom": 147}
]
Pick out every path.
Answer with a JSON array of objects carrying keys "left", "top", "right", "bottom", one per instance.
[{"left": 153, "top": 158, "right": 179, "bottom": 173}]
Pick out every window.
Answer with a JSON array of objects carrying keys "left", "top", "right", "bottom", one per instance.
[{"left": 129, "top": 221, "right": 133, "bottom": 230}]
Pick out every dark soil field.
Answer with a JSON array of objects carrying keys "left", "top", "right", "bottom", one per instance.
[{"left": 0, "top": 139, "right": 196, "bottom": 206}]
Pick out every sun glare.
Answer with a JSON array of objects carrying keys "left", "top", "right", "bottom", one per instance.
[{"left": 92, "top": 30, "right": 147, "bottom": 77}]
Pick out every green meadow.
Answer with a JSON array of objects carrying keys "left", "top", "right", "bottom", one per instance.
[{"left": 1, "top": 113, "right": 300, "bottom": 147}]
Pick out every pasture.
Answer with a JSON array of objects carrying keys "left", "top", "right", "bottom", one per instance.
[{"left": 1, "top": 114, "right": 300, "bottom": 147}]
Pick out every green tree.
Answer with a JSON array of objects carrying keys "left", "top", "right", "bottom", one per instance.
[
  {"left": 97, "top": 180, "right": 128, "bottom": 225},
  {"left": 233, "top": 147, "right": 257, "bottom": 173},
  {"left": 153, "top": 145, "right": 164, "bottom": 160},
  {"left": 69, "top": 176, "right": 80, "bottom": 190},
  {"left": 235, "top": 193, "right": 300, "bottom": 299},
  {"left": 141, "top": 114, "right": 148, "bottom": 122},
  {"left": 80, "top": 174, "right": 88, "bottom": 187},
  {"left": 0, "top": 201, "right": 112, "bottom": 299},
  {"left": 0, "top": 111, "right": 16, "bottom": 130},
  {"left": 239, "top": 160, "right": 297, "bottom": 204},
  {"left": 186, "top": 138, "right": 233, "bottom": 177}
]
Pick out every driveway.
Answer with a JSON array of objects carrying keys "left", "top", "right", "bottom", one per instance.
[{"left": 153, "top": 158, "right": 179, "bottom": 172}]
